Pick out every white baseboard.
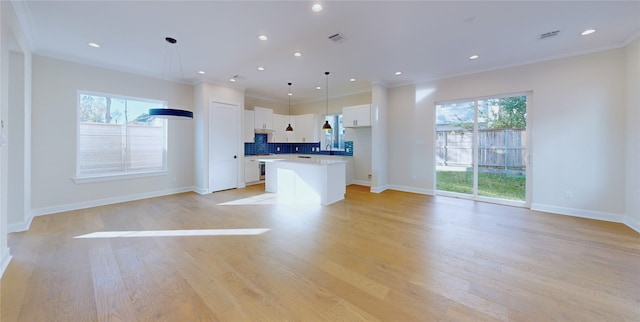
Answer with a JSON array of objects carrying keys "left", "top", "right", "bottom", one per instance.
[
  {"left": 530, "top": 203, "right": 625, "bottom": 223},
  {"left": 193, "top": 187, "right": 210, "bottom": 195},
  {"left": 624, "top": 216, "right": 640, "bottom": 234},
  {"left": 31, "top": 186, "right": 195, "bottom": 218},
  {"left": 0, "top": 249, "right": 12, "bottom": 278},
  {"left": 8, "top": 214, "right": 34, "bottom": 233},
  {"left": 388, "top": 185, "right": 435, "bottom": 196},
  {"left": 351, "top": 180, "right": 371, "bottom": 187},
  {"left": 370, "top": 184, "right": 389, "bottom": 194}
]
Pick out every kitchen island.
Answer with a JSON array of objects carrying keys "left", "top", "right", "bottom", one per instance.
[{"left": 262, "top": 157, "right": 347, "bottom": 205}]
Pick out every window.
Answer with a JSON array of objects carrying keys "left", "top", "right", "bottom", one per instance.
[
  {"left": 76, "top": 91, "right": 167, "bottom": 180},
  {"left": 435, "top": 93, "right": 528, "bottom": 205},
  {"left": 322, "top": 114, "right": 345, "bottom": 150}
]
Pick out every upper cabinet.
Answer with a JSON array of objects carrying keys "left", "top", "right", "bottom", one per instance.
[
  {"left": 244, "top": 110, "right": 255, "bottom": 143},
  {"left": 273, "top": 114, "right": 295, "bottom": 142},
  {"left": 254, "top": 106, "right": 273, "bottom": 130},
  {"left": 292, "top": 114, "right": 319, "bottom": 142},
  {"left": 343, "top": 104, "right": 371, "bottom": 127},
  {"left": 272, "top": 113, "right": 319, "bottom": 143}
]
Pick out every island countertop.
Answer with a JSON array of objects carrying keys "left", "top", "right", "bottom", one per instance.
[
  {"left": 264, "top": 156, "right": 346, "bottom": 205},
  {"left": 255, "top": 155, "right": 349, "bottom": 164}
]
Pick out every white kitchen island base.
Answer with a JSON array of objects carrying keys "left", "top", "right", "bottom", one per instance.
[{"left": 265, "top": 159, "right": 346, "bottom": 205}]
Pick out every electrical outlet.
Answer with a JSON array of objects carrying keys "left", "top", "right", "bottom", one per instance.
[{"left": 564, "top": 191, "right": 572, "bottom": 199}]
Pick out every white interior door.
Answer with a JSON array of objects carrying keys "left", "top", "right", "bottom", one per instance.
[{"left": 209, "top": 101, "right": 239, "bottom": 192}]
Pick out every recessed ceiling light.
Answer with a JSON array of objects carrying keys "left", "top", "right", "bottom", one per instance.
[
  {"left": 349, "top": 78, "right": 356, "bottom": 82},
  {"left": 469, "top": 55, "right": 479, "bottom": 60},
  {"left": 312, "top": 3, "right": 323, "bottom": 12},
  {"left": 198, "top": 70, "right": 205, "bottom": 75},
  {"left": 581, "top": 29, "right": 596, "bottom": 36},
  {"left": 257, "top": 66, "right": 265, "bottom": 71},
  {"left": 88, "top": 42, "right": 100, "bottom": 48},
  {"left": 229, "top": 78, "right": 236, "bottom": 82},
  {"left": 294, "top": 52, "right": 302, "bottom": 57},
  {"left": 258, "top": 35, "right": 268, "bottom": 41},
  {"left": 288, "top": 92, "right": 293, "bottom": 96},
  {"left": 316, "top": 86, "right": 322, "bottom": 90},
  {"left": 394, "top": 71, "right": 403, "bottom": 76}
]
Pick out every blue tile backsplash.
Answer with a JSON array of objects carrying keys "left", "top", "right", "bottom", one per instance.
[{"left": 244, "top": 138, "right": 354, "bottom": 156}]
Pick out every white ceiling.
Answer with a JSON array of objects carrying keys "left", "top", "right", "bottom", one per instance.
[{"left": 12, "top": 1, "right": 640, "bottom": 104}]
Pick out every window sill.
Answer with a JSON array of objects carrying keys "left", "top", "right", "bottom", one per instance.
[{"left": 73, "top": 170, "right": 167, "bottom": 184}]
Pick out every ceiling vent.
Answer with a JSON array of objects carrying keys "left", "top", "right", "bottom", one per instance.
[
  {"left": 328, "top": 33, "right": 345, "bottom": 43},
  {"left": 540, "top": 30, "right": 560, "bottom": 39}
]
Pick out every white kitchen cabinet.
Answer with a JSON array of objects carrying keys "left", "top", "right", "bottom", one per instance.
[
  {"left": 244, "top": 109, "right": 255, "bottom": 143},
  {"left": 273, "top": 113, "right": 295, "bottom": 142},
  {"left": 254, "top": 106, "right": 273, "bottom": 130},
  {"left": 290, "top": 113, "right": 319, "bottom": 142},
  {"left": 343, "top": 104, "right": 371, "bottom": 127},
  {"left": 244, "top": 158, "right": 261, "bottom": 183}
]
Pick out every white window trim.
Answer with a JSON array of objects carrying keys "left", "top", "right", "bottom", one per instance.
[
  {"left": 73, "top": 169, "right": 168, "bottom": 184},
  {"left": 76, "top": 90, "right": 168, "bottom": 182}
]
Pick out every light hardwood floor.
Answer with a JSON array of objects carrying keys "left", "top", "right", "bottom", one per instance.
[{"left": 2, "top": 184, "right": 639, "bottom": 321}]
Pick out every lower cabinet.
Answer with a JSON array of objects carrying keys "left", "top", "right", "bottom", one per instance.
[{"left": 244, "top": 159, "right": 260, "bottom": 183}]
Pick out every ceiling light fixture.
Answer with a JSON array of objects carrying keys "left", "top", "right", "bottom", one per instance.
[
  {"left": 88, "top": 42, "right": 100, "bottom": 48},
  {"left": 469, "top": 55, "right": 479, "bottom": 60},
  {"left": 294, "top": 52, "right": 302, "bottom": 57},
  {"left": 581, "top": 29, "right": 596, "bottom": 36},
  {"left": 148, "top": 37, "right": 193, "bottom": 120},
  {"left": 316, "top": 86, "right": 322, "bottom": 90},
  {"left": 257, "top": 66, "right": 265, "bottom": 71},
  {"left": 258, "top": 35, "right": 268, "bottom": 41},
  {"left": 229, "top": 75, "right": 239, "bottom": 82},
  {"left": 394, "top": 71, "right": 403, "bottom": 76},
  {"left": 312, "top": 3, "right": 323, "bottom": 12},
  {"left": 349, "top": 78, "right": 356, "bottom": 82},
  {"left": 286, "top": 82, "right": 294, "bottom": 132},
  {"left": 198, "top": 70, "right": 205, "bottom": 75},
  {"left": 322, "top": 72, "right": 332, "bottom": 131}
]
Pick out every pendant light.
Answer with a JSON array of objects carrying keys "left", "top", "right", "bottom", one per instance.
[
  {"left": 322, "top": 72, "right": 332, "bottom": 131},
  {"left": 286, "top": 82, "right": 294, "bottom": 132},
  {"left": 148, "top": 37, "right": 193, "bottom": 119}
]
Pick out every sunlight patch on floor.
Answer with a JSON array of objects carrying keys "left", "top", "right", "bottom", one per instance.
[
  {"left": 218, "top": 193, "right": 321, "bottom": 206},
  {"left": 74, "top": 228, "right": 271, "bottom": 239}
]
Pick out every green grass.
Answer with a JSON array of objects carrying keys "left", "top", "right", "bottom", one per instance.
[{"left": 436, "top": 171, "right": 526, "bottom": 201}]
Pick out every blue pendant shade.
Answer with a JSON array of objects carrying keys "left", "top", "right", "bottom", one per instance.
[
  {"left": 149, "top": 108, "right": 193, "bottom": 119},
  {"left": 148, "top": 37, "right": 194, "bottom": 120}
]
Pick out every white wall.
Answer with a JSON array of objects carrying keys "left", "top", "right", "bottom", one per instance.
[
  {"left": 389, "top": 47, "right": 629, "bottom": 223},
  {"left": 31, "top": 55, "right": 194, "bottom": 215},
  {"left": 193, "top": 82, "right": 244, "bottom": 193},
  {"left": 292, "top": 91, "right": 371, "bottom": 116},
  {"left": 625, "top": 39, "right": 640, "bottom": 231},
  {"left": 1, "top": 0, "right": 33, "bottom": 276},
  {"left": 8, "top": 51, "right": 25, "bottom": 228},
  {"left": 371, "top": 83, "right": 389, "bottom": 193},
  {"left": 245, "top": 95, "right": 286, "bottom": 114}
]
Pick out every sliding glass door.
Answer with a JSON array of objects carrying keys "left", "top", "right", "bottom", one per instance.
[{"left": 435, "top": 94, "right": 528, "bottom": 206}]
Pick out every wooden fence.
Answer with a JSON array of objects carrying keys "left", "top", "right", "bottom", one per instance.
[{"left": 436, "top": 129, "right": 526, "bottom": 171}]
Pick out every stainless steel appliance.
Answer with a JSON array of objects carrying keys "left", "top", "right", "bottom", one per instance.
[{"left": 259, "top": 161, "right": 266, "bottom": 180}]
